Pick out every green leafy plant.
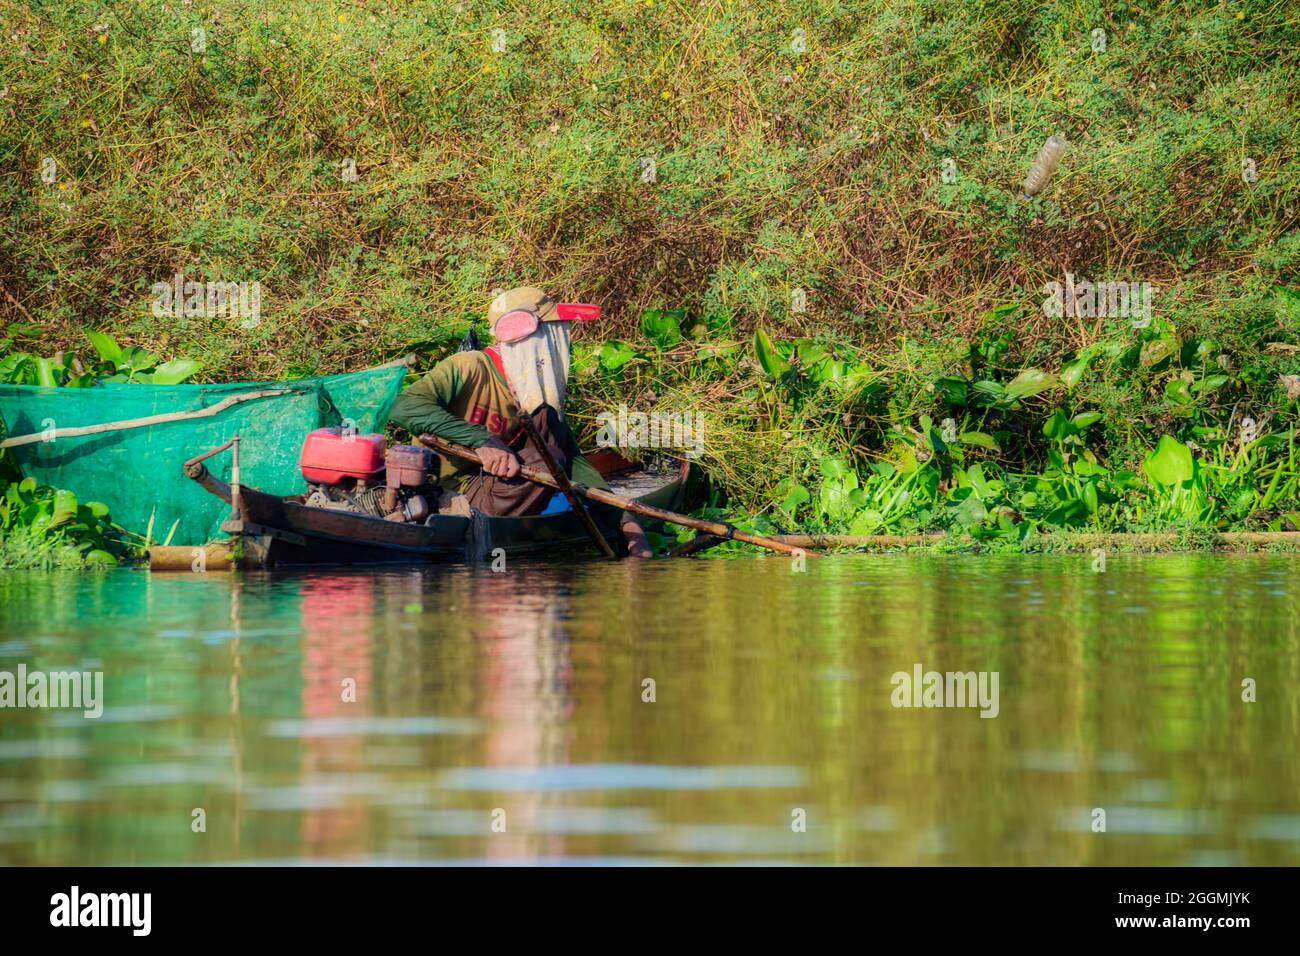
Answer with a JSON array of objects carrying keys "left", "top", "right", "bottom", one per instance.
[
  {"left": 640, "top": 308, "right": 686, "bottom": 349},
  {"left": 1141, "top": 436, "right": 1211, "bottom": 524},
  {"left": 0, "top": 477, "right": 122, "bottom": 568},
  {"left": 0, "top": 331, "right": 201, "bottom": 387}
]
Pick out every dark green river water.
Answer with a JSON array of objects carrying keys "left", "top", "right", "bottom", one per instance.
[{"left": 1, "top": 553, "right": 1297, "bottom": 865}]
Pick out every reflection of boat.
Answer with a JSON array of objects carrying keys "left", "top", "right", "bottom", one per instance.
[{"left": 183, "top": 449, "right": 690, "bottom": 567}]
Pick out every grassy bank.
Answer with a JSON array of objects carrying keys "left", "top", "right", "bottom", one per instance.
[{"left": 1, "top": 0, "right": 1298, "bottom": 561}]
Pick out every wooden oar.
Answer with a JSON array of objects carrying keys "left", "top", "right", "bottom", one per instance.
[
  {"left": 514, "top": 411, "right": 616, "bottom": 559},
  {"left": 418, "top": 433, "right": 817, "bottom": 558}
]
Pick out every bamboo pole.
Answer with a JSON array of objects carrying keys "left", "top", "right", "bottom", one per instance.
[
  {"left": 0, "top": 389, "right": 289, "bottom": 448},
  {"left": 761, "top": 532, "right": 1300, "bottom": 551},
  {"left": 149, "top": 542, "right": 237, "bottom": 571},
  {"left": 766, "top": 534, "right": 944, "bottom": 548},
  {"left": 669, "top": 532, "right": 943, "bottom": 556}
]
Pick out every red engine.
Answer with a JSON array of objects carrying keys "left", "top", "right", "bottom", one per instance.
[
  {"left": 299, "top": 428, "right": 386, "bottom": 485},
  {"left": 299, "top": 428, "right": 437, "bottom": 524}
]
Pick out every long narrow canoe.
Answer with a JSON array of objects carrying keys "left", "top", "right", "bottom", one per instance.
[{"left": 182, "top": 450, "right": 690, "bottom": 567}]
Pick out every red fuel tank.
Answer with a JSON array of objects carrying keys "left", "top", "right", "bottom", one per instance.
[{"left": 299, "top": 427, "right": 386, "bottom": 485}]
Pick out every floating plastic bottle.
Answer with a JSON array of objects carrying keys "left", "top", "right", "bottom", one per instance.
[{"left": 1022, "top": 135, "right": 1069, "bottom": 197}]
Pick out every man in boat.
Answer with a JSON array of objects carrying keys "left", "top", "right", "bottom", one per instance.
[{"left": 388, "top": 286, "right": 653, "bottom": 557}]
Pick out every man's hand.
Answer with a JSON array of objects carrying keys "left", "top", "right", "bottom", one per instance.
[
  {"left": 478, "top": 439, "right": 522, "bottom": 479},
  {"left": 621, "top": 516, "right": 653, "bottom": 558}
]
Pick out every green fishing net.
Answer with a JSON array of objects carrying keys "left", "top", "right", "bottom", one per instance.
[{"left": 0, "top": 365, "right": 408, "bottom": 546}]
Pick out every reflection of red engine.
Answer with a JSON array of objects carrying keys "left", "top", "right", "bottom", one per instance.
[
  {"left": 299, "top": 428, "right": 437, "bottom": 524},
  {"left": 299, "top": 428, "right": 386, "bottom": 484}
]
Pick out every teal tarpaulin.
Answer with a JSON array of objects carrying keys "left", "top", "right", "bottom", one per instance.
[{"left": 0, "top": 365, "right": 408, "bottom": 546}]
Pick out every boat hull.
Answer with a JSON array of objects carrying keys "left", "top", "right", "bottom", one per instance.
[{"left": 185, "top": 457, "right": 689, "bottom": 567}]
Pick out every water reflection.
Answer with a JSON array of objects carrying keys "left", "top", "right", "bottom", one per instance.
[
  {"left": 298, "top": 575, "right": 375, "bottom": 859},
  {"left": 0, "top": 553, "right": 1297, "bottom": 865},
  {"left": 475, "top": 577, "right": 574, "bottom": 862}
]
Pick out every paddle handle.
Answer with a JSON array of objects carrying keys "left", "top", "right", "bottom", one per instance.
[{"left": 418, "top": 434, "right": 815, "bottom": 558}]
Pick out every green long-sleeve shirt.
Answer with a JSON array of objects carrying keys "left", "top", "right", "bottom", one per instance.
[{"left": 388, "top": 351, "right": 609, "bottom": 492}]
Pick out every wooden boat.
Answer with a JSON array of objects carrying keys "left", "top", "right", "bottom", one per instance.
[{"left": 182, "top": 449, "right": 691, "bottom": 567}]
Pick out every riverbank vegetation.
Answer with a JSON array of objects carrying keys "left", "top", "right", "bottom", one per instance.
[
  {"left": 575, "top": 301, "right": 1300, "bottom": 551},
  {"left": 1, "top": 0, "right": 1297, "bottom": 563}
]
